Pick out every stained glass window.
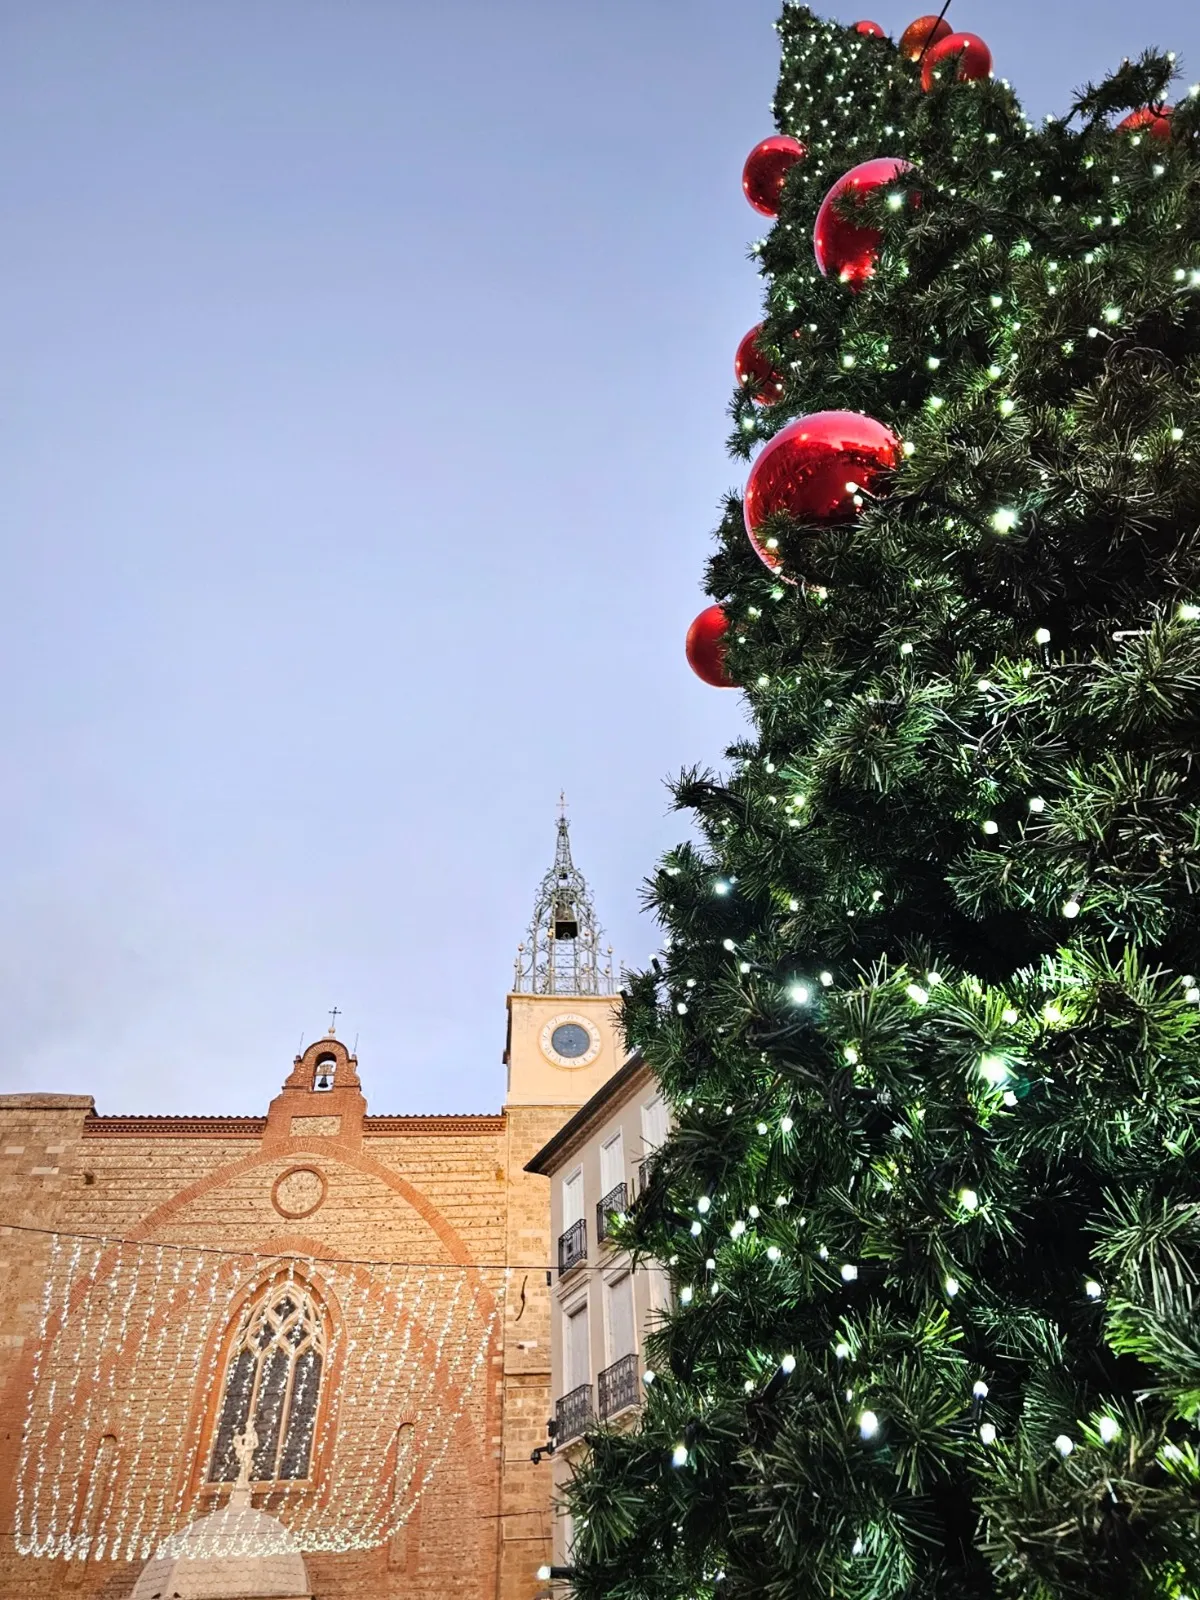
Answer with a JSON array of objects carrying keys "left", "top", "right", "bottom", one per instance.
[{"left": 208, "top": 1282, "right": 325, "bottom": 1485}]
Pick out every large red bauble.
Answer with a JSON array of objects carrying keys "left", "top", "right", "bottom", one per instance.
[
  {"left": 743, "top": 411, "right": 900, "bottom": 571},
  {"left": 735, "top": 324, "right": 785, "bottom": 405},
  {"left": 899, "top": 14, "right": 952, "bottom": 61},
  {"left": 921, "top": 32, "right": 993, "bottom": 91},
  {"left": 686, "top": 605, "right": 738, "bottom": 689},
  {"left": 742, "top": 136, "right": 807, "bottom": 217},
  {"left": 814, "top": 157, "right": 912, "bottom": 289},
  {"left": 1118, "top": 105, "right": 1173, "bottom": 141},
  {"left": 853, "top": 20, "right": 886, "bottom": 37}
]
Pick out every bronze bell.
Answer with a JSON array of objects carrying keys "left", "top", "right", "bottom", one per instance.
[{"left": 552, "top": 892, "right": 579, "bottom": 941}]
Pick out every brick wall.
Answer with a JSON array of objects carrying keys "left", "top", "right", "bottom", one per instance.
[{"left": 0, "top": 1057, "right": 563, "bottom": 1600}]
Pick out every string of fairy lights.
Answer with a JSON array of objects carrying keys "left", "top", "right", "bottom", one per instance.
[{"left": 12, "top": 1230, "right": 501, "bottom": 1560}]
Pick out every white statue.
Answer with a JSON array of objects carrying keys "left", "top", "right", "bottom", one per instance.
[{"left": 230, "top": 1420, "right": 259, "bottom": 1507}]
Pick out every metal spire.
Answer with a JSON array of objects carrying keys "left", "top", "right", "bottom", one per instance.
[{"left": 513, "top": 799, "right": 615, "bottom": 996}]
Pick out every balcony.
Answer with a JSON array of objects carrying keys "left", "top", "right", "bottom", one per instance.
[
  {"left": 596, "top": 1181, "right": 628, "bottom": 1245},
  {"left": 558, "top": 1218, "right": 587, "bottom": 1276},
  {"left": 597, "top": 1352, "right": 640, "bottom": 1419},
  {"left": 556, "top": 1382, "right": 593, "bottom": 1444},
  {"left": 637, "top": 1153, "right": 659, "bottom": 1196}
]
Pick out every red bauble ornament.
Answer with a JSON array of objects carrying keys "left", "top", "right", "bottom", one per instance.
[
  {"left": 814, "top": 157, "right": 912, "bottom": 289},
  {"left": 742, "top": 411, "right": 900, "bottom": 571},
  {"left": 921, "top": 31, "right": 993, "bottom": 91},
  {"left": 1118, "top": 105, "right": 1173, "bottom": 141},
  {"left": 735, "top": 324, "right": 785, "bottom": 405},
  {"left": 899, "top": 14, "right": 952, "bottom": 61},
  {"left": 853, "top": 20, "right": 886, "bottom": 37},
  {"left": 742, "top": 136, "right": 807, "bottom": 217},
  {"left": 686, "top": 605, "right": 738, "bottom": 689}
]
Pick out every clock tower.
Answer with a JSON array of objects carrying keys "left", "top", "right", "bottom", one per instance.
[
  {"left": 495, "top": 804, "right": 623, "bottom": 1600},
  {"left": 503, "top": 802, "right": 624, "bottom": 1106}
]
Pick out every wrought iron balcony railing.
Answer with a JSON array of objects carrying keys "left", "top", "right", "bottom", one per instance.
[
  {"left": 556, "top": 1383, "right": 593, "bottom": 1444},
  {"left": 597, "top": 1352, "right": 640, "bottom": 1419},
  {"left": 558, "top": 1217, "right": 587, "bottom": 1276},
  {"left": 596, "top": 1181, "right": 628, "bottom": 1244},
  {"left": 637, "top": 1152, "right": 660, "bottom": 1196}
]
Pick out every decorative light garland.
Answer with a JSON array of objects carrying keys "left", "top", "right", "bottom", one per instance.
[{"left": 14, "top": 1233, "right": 503, "bottom": 1560}]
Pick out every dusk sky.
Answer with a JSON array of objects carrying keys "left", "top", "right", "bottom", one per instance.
[{"left": 3, "top": 0, "right": 1198, "bottom": 1116}]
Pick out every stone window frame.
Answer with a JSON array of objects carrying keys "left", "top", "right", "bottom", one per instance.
[{"left": 198, "top": 1265, "right": 336, "bottom": 1499}]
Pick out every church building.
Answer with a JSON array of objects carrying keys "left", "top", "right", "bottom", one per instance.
[{"left": 0, "top": 814, "right": 625, "bottom": 1600}]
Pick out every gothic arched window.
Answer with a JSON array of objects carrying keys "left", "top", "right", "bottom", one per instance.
[{"left": 208, "top": 1280, "right": 326, "bottom": 1487}]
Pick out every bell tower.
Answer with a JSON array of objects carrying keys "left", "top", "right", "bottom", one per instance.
[
  {"left": 504, "top": 799, "right": 623, "bottom": 1106},
  {"left": 494, "top": 804, "right": 624, "bottom": 1600}
]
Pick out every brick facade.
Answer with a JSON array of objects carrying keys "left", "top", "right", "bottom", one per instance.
[{"left": 0, "top": 1026, "right": 604, "bottom": 1600}]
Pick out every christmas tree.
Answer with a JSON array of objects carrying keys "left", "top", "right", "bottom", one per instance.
[{"left": 566, "top": 9, "right": 1200, "bottom": 1599}]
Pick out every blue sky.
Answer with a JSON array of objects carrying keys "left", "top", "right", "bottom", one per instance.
[{"left": 2, "top": 0, "right": 1197, "bottom": 1115}]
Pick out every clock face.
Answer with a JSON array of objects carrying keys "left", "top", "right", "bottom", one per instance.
[
  {"left": 540, "top": 1013, "right": 602, "bottom": 1068},
  {"left": 551, "top": 1023, "right": 591, "bottom": 1059}
]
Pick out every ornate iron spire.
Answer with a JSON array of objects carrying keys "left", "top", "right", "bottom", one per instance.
[{"left": 513, "top": 797, "right": 615, "bottom": 996}]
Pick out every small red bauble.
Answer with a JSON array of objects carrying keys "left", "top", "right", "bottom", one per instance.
[
  {"left": 1118, "top": 105, "right": 1173, "bottom": 141},
  {"left": 921, "top": 31, "right": 992, "bottom": 90},
  {"left": 735, "top": 324, "right": 785, "bottom": 405},
  {"left": 686, "top": 605, "right": 738, "bottom": 688},
  {"left": 814, "top": 157, "right": 912, "bottom": 289},
  {"left": 742, "top": 135, "right": 807, "bottom": 217},
  {"left": 853, "top": 20, "right": 886, "bottom": 37},
  {"left": 899, "top": 14, "right": 952, "bottom": 61},
  {"left": 742, "top": 411, "right": 900, "bottom": 571}
]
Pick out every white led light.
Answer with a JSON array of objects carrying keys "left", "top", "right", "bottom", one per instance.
[
  {"left": 945, "top": 1276, "right": 960, "bottom": 1297},
  {"left": 680, "top": 1286, "right": 693, "bottom": 1305},
  {"left": 690, "top": 1221, "right": 702, "bottom": 1236},
  {"left": 731, "top": 1220, "right": 746, "bottom": 1239},
  {"left": 790, "top": 984, "right": 811, "bottom": 1004},
  {"left": 1054, "top": 1435, "right": 1074, "bottom": 1457},
  {"left": 980, "top": 1055, "right": 1009, "bottom": 1085},
  {"left": 835, "top": 1341, "right": 850, "bottom": 1360},
  {"left": 767, "top": 1245, "right": 781, "bottom": 1262},
  {"left": 819, "top": 971, "right": 834, "bottom": 987},
  {"left": 906, "top": 984, "right": 929, "bottom": 1005},
  {"left": 780, "top": 1116, "right": 794, "bottom": 1134},
  {"left": 979, "top": 1423, "right": 997, "bottom": 1445},
  {"left": 991, "top": 508, "right": 1018, "bottom": 532},
  {"left": 781, "top": 1353, "right": 796, "bottom": 1374},
  {"left": 1063, "top": 899, "right": 1082, "bottom": 919},
  {"left": 960, "top": 1189, "right": 979, "bottom": 1211},
  {"left": 672, "top": 1443, "right": 689, "bottom": 1467},
  {"left": 1029, "top": 797, "right": 1046, "bottom": 813},
  {"left": 723, "top": 938, "right": 736, "bottom": 951},
  {"left": 1085, "top": 1279, "right": 1102, "bottom": 1299},
  {"left": 1035, "top": 627, "right": 1051, "bottom": 644},
  {"left": 859, "top": 1410, "right": 879, "bottom": 1440},
  {"left": 1098, "top": 1416, "right": 1119, "bottom": 1443},
  {"left": 697, "top": 1196, "right": 710, "bottom": 1214},
  {"left": 841, "top": 1263, "right": 858, "bottom": 1282},
  {"left": 538, "top": 1566, "right": 553, "bottom": 1581},
  {"left": 983, "top": 820, "right": 999, "bottom": 835},
  {"left": 973, "top": 1380, "right": 989, "bottom": 1399}
]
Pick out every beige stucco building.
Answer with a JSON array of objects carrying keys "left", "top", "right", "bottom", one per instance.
[
  {"left": 0, "top": 812, "right": 627, "bottom": 1600},
  {"left": 524, "top": 1053, "right": 670, "bottom": 1566}
]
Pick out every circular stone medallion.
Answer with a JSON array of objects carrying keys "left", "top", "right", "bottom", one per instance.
[{"left": 272, "top": 1165, "right": 327, "bottom": 1220}]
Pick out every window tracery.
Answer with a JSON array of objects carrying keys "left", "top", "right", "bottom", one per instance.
[{"left": 208, "top": 1281, "right": 325, "bottom": 1487}]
